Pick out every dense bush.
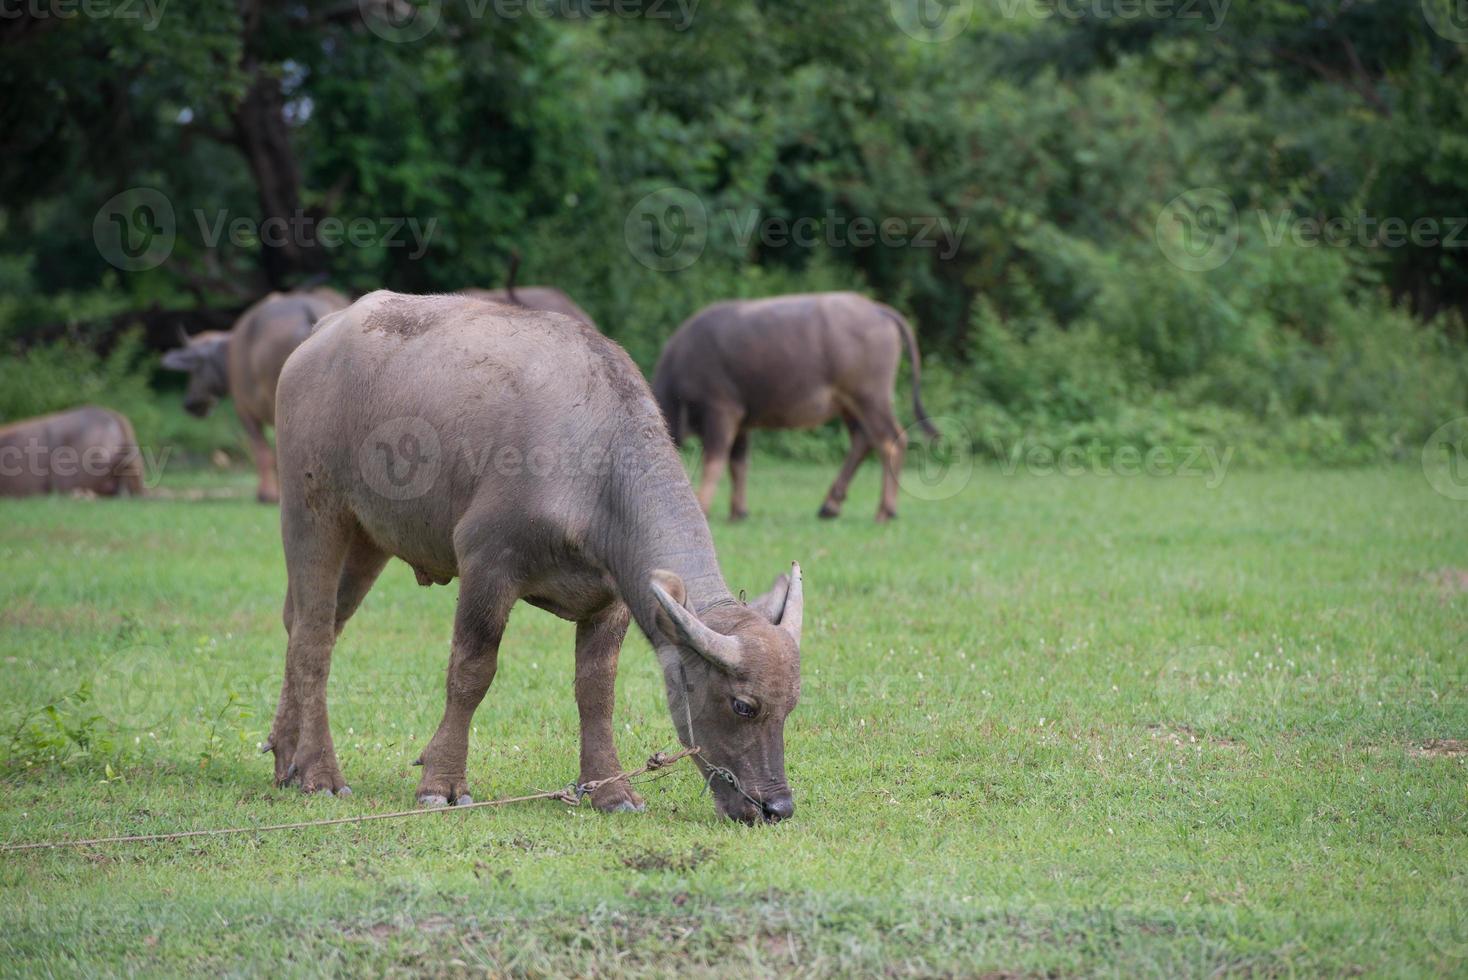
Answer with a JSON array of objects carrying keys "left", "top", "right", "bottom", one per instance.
[{"left": 1, "top": 1, "right": 1465, "bottom": 466}]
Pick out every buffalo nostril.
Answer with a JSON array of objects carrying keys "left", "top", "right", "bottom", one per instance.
[{"left": 762, "top": 793, "right": 795, "bottom": 822}]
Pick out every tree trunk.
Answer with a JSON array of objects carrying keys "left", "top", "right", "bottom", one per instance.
[{"left": 231, "top": 68, "right": 322, "bottom": 290}]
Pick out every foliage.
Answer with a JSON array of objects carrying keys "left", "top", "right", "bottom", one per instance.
[{"left": 0, "top": 1, "right": 1464, "bottom": 463}]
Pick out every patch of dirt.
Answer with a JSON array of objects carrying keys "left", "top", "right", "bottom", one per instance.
[
  {"left": 1428, "top": 568, "right": 1468, "bottom": 597},
  {"left": 621, "top": 845, "right": 713, "bottom": 873},
  {"left": 1409, "top": 739, "right": 1467, "bottom": 759},
  {"left": 1147, "top": 724, "right": 1243, "bottom": 750},
  {"left": 0, "top": 600, "right": 115, "bottom": 633}
]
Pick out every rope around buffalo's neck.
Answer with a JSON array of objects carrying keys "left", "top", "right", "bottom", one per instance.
[{"left": 0, "top": 747, "right": 698, "bottom": 853}]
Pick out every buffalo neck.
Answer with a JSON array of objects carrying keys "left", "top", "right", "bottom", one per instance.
[{"left": 598, "top": 422, "right": 734, "bottom": 639}]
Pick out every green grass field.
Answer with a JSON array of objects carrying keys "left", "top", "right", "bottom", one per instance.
[{"left": 1, "top": 458, "right": 1465, "bottom": 976}]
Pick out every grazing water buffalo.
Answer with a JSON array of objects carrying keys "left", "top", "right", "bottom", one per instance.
[
  {"left": 0, "top": 406, "right": 144, "bottom": 497},
  {"left": 162, "top": 289, "right": 349, "bottom": 503},
  {"left": 266, "top": 291, "right": 803, "bottom": 823},
  {"left": 653, "top": 291, "right": 939, "bottom": 522}
]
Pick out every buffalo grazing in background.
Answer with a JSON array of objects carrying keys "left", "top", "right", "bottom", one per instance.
[
  {"left": 653, "top": 292, "right": 939, "bottom": 522},
  {"left": 162, "top": 288, "right": 349, "bottom": 503}
]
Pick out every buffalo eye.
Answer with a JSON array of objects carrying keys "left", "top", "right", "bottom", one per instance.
[{"left": 731, "top": 697, "right": 759, "bottom": 719}]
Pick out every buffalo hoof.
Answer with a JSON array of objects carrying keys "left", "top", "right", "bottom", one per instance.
[
  {"left": 417, "top": 794, "right": 450, "bottom": 808},
  {"left": 875, "top": 510, "right": 897, "bottom": 524},
  {"left": 817, "top": 503, "right": 841, "bottom": 520},
  {"left": 589, "top": 778, "right": 646, "bottom": 814},
  {"left": 257, "top": 489, "right": 280, "bottom": 505},
  {"left": 278, "top": 757, "right": 349, "bottom": 795},
  {"left": 605, "top": 800, "right": 646, "bottom": 814},
  {"left": 730, "top": 509, "right": 749, "bottom": 523}
]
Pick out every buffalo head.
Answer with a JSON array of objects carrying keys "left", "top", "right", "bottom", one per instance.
[
  {"left": 161, "top": 331, "right": 231, "bottom": 417},
  {"left": 650, "top": 563, "right": 802, "bottom": 824}
]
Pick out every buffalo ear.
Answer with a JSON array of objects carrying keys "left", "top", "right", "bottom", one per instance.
[
  {"left": 649, "top": 569, "right": 743, "bottom": 673},
  {"left": 748, "top": 574, "right": 790, "bottom": 624},
  {"left": 161, "top": 347, "right": 195, "bottom": 371},
  {"left": 744, "top": 564, "right": 803, "bottom": 642}
]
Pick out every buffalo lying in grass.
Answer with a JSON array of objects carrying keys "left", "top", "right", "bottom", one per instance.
[
  {"left": 266, "top": 291, "right": 802, "bottom": 823},
  {"left": 162, "top": 288, "right": 349, "bottom": 503},
  {"left": 0, "top": 405, "right": 144, "bottom": 498},
  {"left": 653, "top": 292, "right": 939, "bottom": 522}
]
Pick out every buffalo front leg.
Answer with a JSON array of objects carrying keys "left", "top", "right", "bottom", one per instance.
[
  {"left": 695, "top": 406, "right": 741, "bottom": 516},
  {"left": 818, "top": 416, "right": 871, "bottom": 519},
  {"left": 415, "top": 568, "right": 511, "bottom": 806},
  {"left": 729, "top": 430, "right": 751, "bottom": 522},
  {"left": 239, "top": 413, "right": 279, "bottom": 504},
  {"left": 575, "top": 604, "right": 643, "bottom": 813}
]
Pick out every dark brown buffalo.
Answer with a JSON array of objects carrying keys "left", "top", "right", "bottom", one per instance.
[
  {"left": 267, "top": 292, "right": 802, "bottom": 822},
  {"left": 0, "top": 406, "right": 144, "bottom": 497},
  {"left": 162, "top": 289, "right": 349, "bottom": 502},
  {"left": 653, "top": 292, "right": 938, "bottom": 522}
]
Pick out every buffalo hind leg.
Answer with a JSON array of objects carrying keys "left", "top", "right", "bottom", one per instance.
[
  {"left": 865, "top": 401, "right": 908, "bottom": 522},
  {"left": 728, "top": 430, "right": 751, "bottom": 521},
  {"left": 575, "top": 604, "right": 644, "bottom": 813},
  {"left": 415, "top": 558, "right": 512, "bottom": 806},
  {"left": 270, "top": 507, "right": 352, "bottom": 794},
  {"left": 269, "top": 526, "right": 387, "bottom": 786},
  {"left": 818, "top": 415, "right": 871, "bottom": 520},
  {"left": 240, "top": 413, "right": 279, "bottom": 504}
]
